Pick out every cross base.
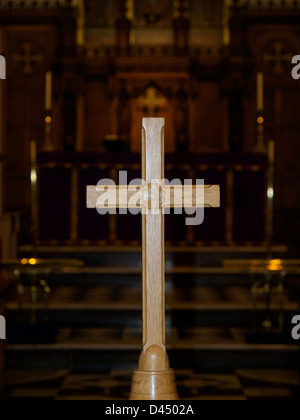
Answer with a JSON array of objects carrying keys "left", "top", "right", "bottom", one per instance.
[
  {"left": 129, "top": 345, "right": 179, "bottom": 400},
  {"left": 130, "top": 370, "right": 178, "bottom": 400}
]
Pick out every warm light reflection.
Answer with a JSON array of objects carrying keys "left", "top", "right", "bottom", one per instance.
[
  {"left": 31, "top": 169, "right": 37, "bottom": 183},
  {"left": 267, "top": 187, "right": 274, "bottom": 199},
  {"left": 257, "top": 116, "right": 264, "bottom": 124},
  {"left": 267, "top": 259, "right": 283, "bottom": 271},
  {"left": 29, "top": 258, "right": 37, "bottom": 265},
  {"left": 21, "top": 258, "right": 28, "bottom": 265},
  {"left": 45, "top": 116, "right": 52, "bottom": 124}
]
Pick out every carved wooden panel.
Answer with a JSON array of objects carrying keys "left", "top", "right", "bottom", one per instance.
[{"left": 3, "top": 26, "right": 57, "bottom": 210}]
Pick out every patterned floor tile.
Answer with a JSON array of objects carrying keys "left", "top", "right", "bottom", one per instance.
[
  {"left": 244, "top": 387, "right": 293, "bottom": 399},
  {"left": 176, "top": 372, "right": 243, "bottom": 399},
  {"left": 5, "top": 369, "right": 69, "bottom": 388},
  {"left": 197, "top": 395, "right": 247, "bottom": 401},
  {"left": 9, "top": 388, "right": 59, "bottom": 399},
  {"left": 237, "top": 369, "right": 299, "bottom": 387},
  {"left": 59, "top": 372, "right": 131, "bottom": 400},
  {"left": 3, "top": 368, "right": 299, "bottom": 400}
]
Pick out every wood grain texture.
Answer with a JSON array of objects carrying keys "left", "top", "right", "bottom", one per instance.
[
  {"left": 141, "top": 118, "right": 165, "bottom": 354},
  {"left": 162, "top": 185, "right": 220, "bottom": 208},
  {"left": 130, "top": 369, "right": 179, "bottom": 401},
  {"left": 87, "top": 185, "right": 145, "bottom": 209},
  {"left": 87, "top": 184, "right": 220, "bottom": 210}
]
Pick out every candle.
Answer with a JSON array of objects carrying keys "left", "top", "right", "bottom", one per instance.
[
  {"left": 223, "top": 27, "right": 230, "bottom": 46},
  {"left": 268, "top": 140, "right": 275, "bottom": 164},
  {"left": 30, "top": 140, "right": 37, "bottom": 164},
  {"left": 257, "top": 72, "right": 264, "bottom": 112},
  {"left": 45, "top": 72, "right": 52, "bottom": 111}
]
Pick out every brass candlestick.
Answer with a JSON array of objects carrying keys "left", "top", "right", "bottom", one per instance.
[
  {"left": 253, "top": 113, "right": 267, "bottom": 154},
  {"left": 42, "top": 113, "right": 54, "bottom": 152},
  {"left": 30, "top": 140, "right": 38, "bottom": 252},
  {"left": 266, "top": 140, "right": 275, "bottom": 259}
]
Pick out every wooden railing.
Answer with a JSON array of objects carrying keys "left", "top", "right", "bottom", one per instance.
[
  {"left": 0, "top": 213, "right": 20, "bottom": 260},
  {"left": 36, "top": 152, "right": 268, "bottom": 247},
  {"left": 0, "top": 271, "right": 17, "bottom": 392},
  {"left": 0, "top": 1, "right": 68, "bottom": 10},
  {"left": 83, "top": 45, "right": 222, "bottom": 62},
  {"left": 231, "top": 0, "right": 300, "bottom": 10}
]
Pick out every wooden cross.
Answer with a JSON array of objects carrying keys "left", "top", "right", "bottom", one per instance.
[
  {"left": 139, "top": 87, "right": 167, "bottom": 116},
  {"left": 13, "top": 43, "right": 42, "bottom": 75},
  {"left": 87, "top": 118, "right": 220, "bottom": 400},
  {"left": 264, "top": 41, "right": 293, "bottom": 74}
]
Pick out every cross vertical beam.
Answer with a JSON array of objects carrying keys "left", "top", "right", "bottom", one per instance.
[
  {"left": 142, "top": 118, "right": 165, "bottom": 354},
  {"left": 130, "top": 118, "right": 178, "bottom": 400}
]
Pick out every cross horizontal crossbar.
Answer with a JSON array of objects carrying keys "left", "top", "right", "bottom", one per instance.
[{"left": 87, "top": 184, "right": 220, "bottom": 211}]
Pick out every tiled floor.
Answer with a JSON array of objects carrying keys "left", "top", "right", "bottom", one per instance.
[
  {"left": 3, "top": 267, "right": 300, "bottom": 400},
  {"left": 2, "top": 368, "right": 299, "bottom": 400}
]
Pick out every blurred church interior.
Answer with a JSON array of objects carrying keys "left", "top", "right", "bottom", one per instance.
[{"left": 0, "top": 0, "right": 300, "bottom": 400}]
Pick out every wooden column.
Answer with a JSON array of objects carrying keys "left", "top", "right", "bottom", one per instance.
[
  {"left": 0, "top": 29, "right": 5, "bottom": 213},
  {"left": 173, "top": 0, "right": 190, "bottom": 54},
  {"left": 76, "top": 94, "right": 85, "bottom": 152},
  {"left": 116, "top": 0, "right": 131, "bottom": 53},
  {"left": 0, "top": 298, "right": 4, "bottom": 392}
]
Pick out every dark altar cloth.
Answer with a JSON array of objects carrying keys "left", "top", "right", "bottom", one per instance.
[{"left": 38, "top": 152, "right": 267, "bottom": 166}]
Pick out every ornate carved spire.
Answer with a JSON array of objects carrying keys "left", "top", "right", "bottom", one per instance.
[
  {"left": 173, "top": 0, "right": 189, "bottom": 54},
  {"left": 117, "top": 0, "right": 127, "bottom": 19},
  {"left": 116, "top": 0, "right": 131, "bottom": 53},
  {"left": 177, "top": 0, "right": 187, "bottom": 19}
]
